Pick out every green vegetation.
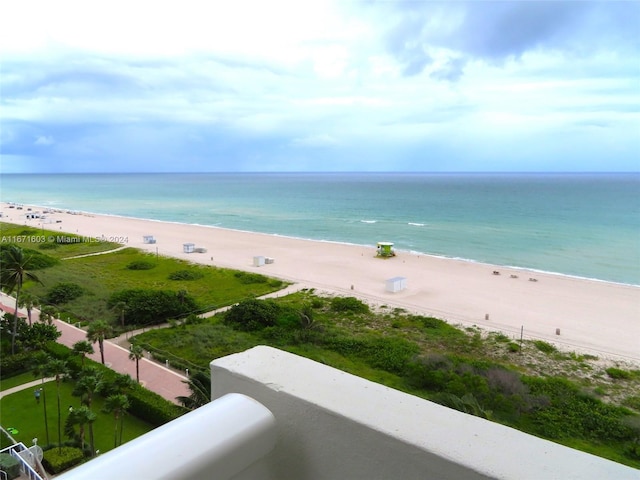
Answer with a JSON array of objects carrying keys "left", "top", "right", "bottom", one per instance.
[
  {"left": 134, "top": 291, "right": 640, "bottom": 468},
  {"left": 47, "top": 282, "right": 84, "bottom": 304},
  {"left": 126, "top": 260, "right": 156, "bottom": 271},
  {"left": 1, "top": 221, "right": 286, "bottom": 327},
  {"left": 42, "top": 446, "right": 85, "bottom": 474},
  {"left": 0, "top": 379, "right": 153, "bottom": 453},
  {"left": 2, "top": 224, "right": 638, "bottom": 468},
  {"left": 107, "top": 289, "right": 199, "bottom": 326},
  {"left": 168, "top": 269, "right": 205, "bottom": 281},
  {"left": 606, "top": 367, "right": 638, "bottom": 381}
]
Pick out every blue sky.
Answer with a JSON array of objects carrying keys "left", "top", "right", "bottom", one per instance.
[{"left": 1, "top": 0, "right": 638, "bottom": 173}]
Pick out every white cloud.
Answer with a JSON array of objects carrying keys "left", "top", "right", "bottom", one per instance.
[
  {"left": 34, "top": 135, "right": 55, "bottom": 146},
  {"left": 1, "top": 1, "right": 638, "bottom": 172}
]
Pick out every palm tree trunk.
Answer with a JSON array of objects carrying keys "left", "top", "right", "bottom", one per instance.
[
  {"left": 136, "top": 359, "right": 140, "bottom": 383},
  {"left": 113, "top": 413, "right": 119, "bottom": 448},
  {"left": 11, "top": 284, "right": 22, "bottom": 354},
  {"left": 79, "top": 423, "right": 85, "bottom": 449},
  {"left": 119, "top": 415, "right": 125, "bottom": 446},
  {"left": 41, "top": 381, "right": 50, "bottom": 445},
  {"left": 99, "top": 339, "right": 105, "bottom": 364},
  {"left": 88, "top": 422, "right": 95, "bottom": 457},
  {"left": 56, "top": 380, "right": 62, "bottom": 453}
]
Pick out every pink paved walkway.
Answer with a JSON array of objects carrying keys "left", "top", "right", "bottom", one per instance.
[{"left": 53, "top": 319, "right": 190, "bottom": 404}]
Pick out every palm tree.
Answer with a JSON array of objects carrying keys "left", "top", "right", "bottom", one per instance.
[
  {"left": 103, "top": 394, "right": 129, "bottom": 448},
  {"left": 177, "top": 370, "right": 211, "bottom": 410},
  {"left": 39, "top": 305, "right": 57, "bottom": 325},
  {"left": 32, "top": 354, "right": 52, "bottom": 445},
  {"left": 48, "top": 358, "right": 68, "bottom": 453},
  {"left": 72, "top": 340, "right": 94, "bottom": 367},
  {"left": 65, "top": 405, "right": 96, "bottom": 452},
  {"left": 0, "top": 245, "right": 43, "bottom": 354},
  {"left": 86, "top": 320, "right": 112, "bottom": 365},
  {"left": 18, "top": 292, "right": 38, "bottom": 326},
  {"left": 111, "top": 373, "right": 136, "bottom": 395},
  {"left": 72, "top": 368, "right": 104, "bottom": 457},
  {"left": 128, "top": 345, "right": 144, "bottom": 383}
]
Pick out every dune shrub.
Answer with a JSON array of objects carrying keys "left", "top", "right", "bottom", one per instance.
[
  {"left": 107, "top": 289, "right": 199, "bottom": 325},
  {"left": 330, "top": 296, "right": 369, "bottom": 314},
  {"left": 126, "top": 260, "right": 156, "bottom": 270},
  {"left": 224, "top": 299, "right": 281, "bottom": 331},
  {"left": 233, "top": 271, "right": 268, "bottom": 284},
  {"left": 168, "top": 270, "right": 204, "bottom": 281},
  {"left": 47, "top": 282, "right": 84, "bottom": 304}
]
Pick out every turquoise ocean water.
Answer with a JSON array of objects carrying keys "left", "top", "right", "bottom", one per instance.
[{"left": 0, "top": 173, "right": 638, "bottom": 285}]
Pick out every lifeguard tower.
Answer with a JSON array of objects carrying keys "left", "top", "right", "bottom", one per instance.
[{"left": 376, "top": 242, "right": 395, "bottom": 258}]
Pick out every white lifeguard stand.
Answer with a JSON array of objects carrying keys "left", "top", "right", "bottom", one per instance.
[
  {"left": 253, "top": 256, "right": 265, "bottom": 267},
  {"left": 143, "top": 235, "right": 156, "bottom": 244},
  {"left": 183, "top": 243, "right": 195, "bottom": 253},
  {"left": 385, "top": 276, "right": 407, "bottom": 293}
]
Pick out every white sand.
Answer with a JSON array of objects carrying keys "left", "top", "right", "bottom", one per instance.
[{"left": 3, "top": 203, "right": 639, "bottom": 362}]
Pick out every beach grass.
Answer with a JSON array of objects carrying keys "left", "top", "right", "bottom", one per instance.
[
  {"left": 133, "top": 290, "right": 640, "bottom": 469},
  {"left": 0, "top": 221, "right": 121, "bottom": 258},
  {"left": 1, "top": 221, "right": 287, "bottom": 324}
]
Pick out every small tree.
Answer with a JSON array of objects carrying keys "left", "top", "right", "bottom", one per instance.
[
  {"left": 65, "top": 405, "right": 96, "bottom": 451},
  {"left": 72, "top": 340, "right": 95, "bottom": 367},
  {"left": 73, "top": 368, "right": 105, "bottom": 457},
  {"left": 19, "top": 292, "right": 38, "bottom": 326},
  {"left": 48, "top": 358, "right": 69, "bottom": 453},
  {"left": 32, "top": 354, "right": 52, "bottom": 445},
  {"left": 110, "top": 374, "right": 136, "bottom": 395},
  {"left": 86, "top": 320, "right": 112, "bottom": 365},
  {"left": 40, "top": 305, "right": 58, "bottom": 325},
  {"left": 128, "top": 345, "right": 144, "bottom": 383},
  {"left": 0, "top": 245, "right": 43, "bottom": 354},
  {"left": 177, "top": 370, "right": 211, "bottom": 410},
  {"left": 103, "top": 394, "right": 129, "bottom": 448}
]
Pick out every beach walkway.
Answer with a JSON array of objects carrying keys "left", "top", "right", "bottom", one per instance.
[
  {"left": 52, "top": 319, "right": 190, "bottom": 404},
  {"left": 1, "top": 286, "right": 305, "bottom": 407},
  {"left": 0, "top": 378, "right": 55, "bottom": 400}
]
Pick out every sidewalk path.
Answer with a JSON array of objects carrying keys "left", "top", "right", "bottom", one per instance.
[
  {"left": 52, "top": 320, "right": 190, "bottom": 404},
  {"left": 0, "top": 378, "right": 55, "bottom": 400}
]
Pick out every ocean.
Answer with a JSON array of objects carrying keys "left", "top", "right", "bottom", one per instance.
[{"left": 1, "top": 172, "right": 638, "bottom": 286}]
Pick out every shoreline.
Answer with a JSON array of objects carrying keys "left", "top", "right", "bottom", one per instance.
[
  {"left": 5, "top": 202, "right": 637, "bottom": 289},
  {"left": 2, "top": 202, "right": 639, "bottom": 363}
]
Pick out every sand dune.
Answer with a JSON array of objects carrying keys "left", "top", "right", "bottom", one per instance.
[{"left": 3, "top": 203, "right": 638, "bottom": 362}]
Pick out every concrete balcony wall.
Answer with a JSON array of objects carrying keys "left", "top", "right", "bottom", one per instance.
[{"left": 211, "top": 346, "right": 639, "bottom": 480}]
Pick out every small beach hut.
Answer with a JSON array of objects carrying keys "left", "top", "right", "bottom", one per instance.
[
  {"left": 183, "top": 243, "right": 195, "bottom": 253},
  {"left": 143, "top": 235, "right": 156, "bottom": 244},
  {"left": 385, "top": 276, "right": 407, "bottom": 293},
  {"left": 377, "top": 242, "right": 395, "bottom": 258},
  {"left": 253, "top": 256, "right": 265, "bottom": 267}
]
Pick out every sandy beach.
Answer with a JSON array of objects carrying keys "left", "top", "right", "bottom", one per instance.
[{"left": 2, "top": 203, "right": 639, "bottom": 362}]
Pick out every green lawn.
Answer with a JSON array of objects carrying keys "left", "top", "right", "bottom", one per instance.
[
  {"left": 0, "top": 372, "right": 36, "bottom": 392},
  {"left": 0, "top": 379, "right": 153, "bottom": 453}
]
